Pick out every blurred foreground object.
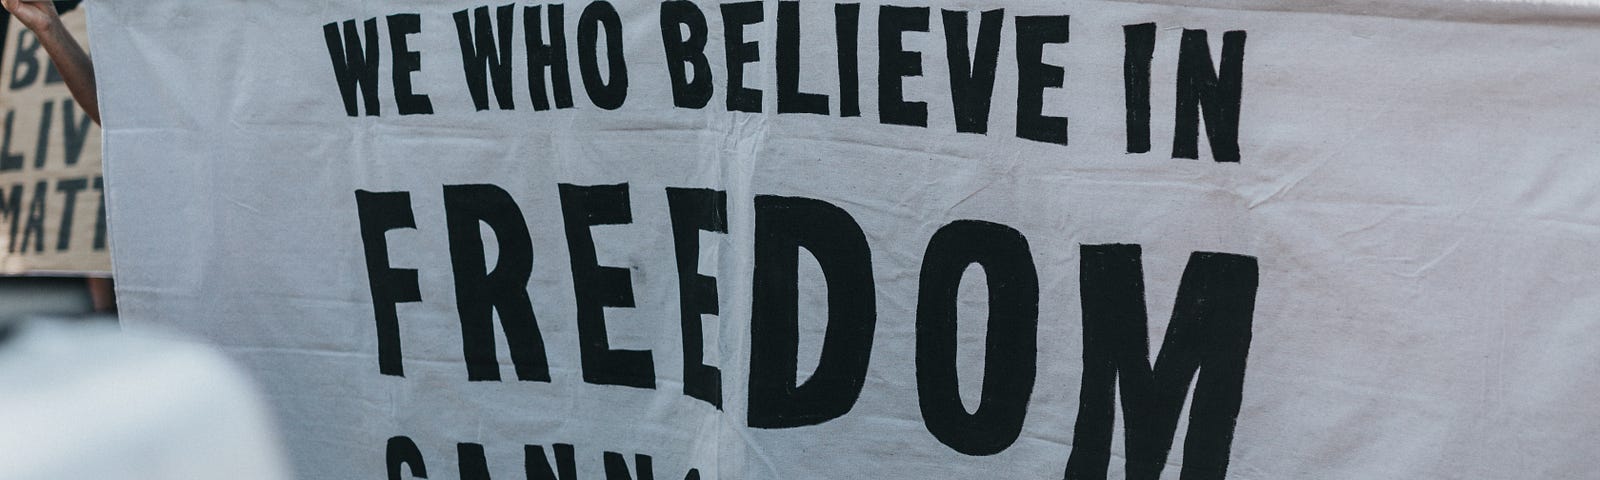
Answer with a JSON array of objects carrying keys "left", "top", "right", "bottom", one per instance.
[{"left": 0, "top": 320, "right": 289, "bottom": 480}]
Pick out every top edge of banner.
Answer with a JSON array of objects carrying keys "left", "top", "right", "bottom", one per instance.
[
  {"left": 1111, "top": 0, "right": 1600, "bottom": 25},
  {"left": 74, "top": 0, "right": 1600, "bottom": 29}
]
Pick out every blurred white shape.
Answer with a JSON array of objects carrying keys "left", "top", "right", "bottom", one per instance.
[{"left": 0, "top": 320, "right": 289, "bottom": 480}]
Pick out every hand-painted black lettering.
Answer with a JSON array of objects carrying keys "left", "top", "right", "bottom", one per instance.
[
  {"left": 1122, "top": 23, "right": 1155, "bottom": 154},
  {"left": 878, "top": 5, "right": 929, "bottom": 127},
  {"left": 578, "top": 2, "right": 629, "bottom": 110},
  {"left": 444, "top": 184, "right": 552, "bottom": 382},
  {"left": 31, "top": 99, "right": 51, "bottom": 169},
  {"left": 1015, "top": 15, "right": 1069, "bottom": 145},
  {"left": 0, "top": 13, "right": 9, "bottom": 81},
  {"left": 835, "top": 4, "right": 861, "bottom": 117},
  {"left": 777, "top": 1, "right": 828, "bottom": 115},
  {"left": 387, "top": 14, "right": 434, "bottom": 115},
  {"left": 603, "top": 452, "right": 653, "bottom": 480},
  {"left": 454, "top": 5, "right": 518, "bottom": 111},
  {"left": 91, "top": 176, "right": 106, "bottom": 251},
  {"left": 916, "top": 220, "right": 1038, "bottom": 456},
  {"left": 54, "top": 177, "right": 87, "bottom": 251},
  {"left": 386, "top": 436, "right": 428, "bottom": 480},
  {"left": 322, "top": 19, "right": 382, "bottom": 116},
  {"left": 748, "top": 195, "right": 876, "bottom": 428},
  {"left": 356, "top": 190, "right": 423, "bottom": 377},
  {"left": 61, "top": 99, "right": 92, "bottom": 166},
  {"left": 526, "top": 5, "right": 576, "bottom": 111},
  {"left": 1064, "top": 244, "right": 1259, "bottom": 480},
  {"left": 720, "top": 2, "right": 763, "bottom": 113},
  {"left": 19, "top": 180, "right": 45, "bottom": 253},
  {"left": 559, "top": 183, "right": 655, "bottom": 389},
  {"left": 527, "top": 444, "right": 577, "bottom": 480},
  {"left": 0, "top": 184, "right": 21, "bottom": 253},
  {"left": 10, "top": 28, "right": 41, "bottom": 90},
  {"left": 0, "top": 111, "right": 19, "bottom": 172},
  {"left": 660, "top": 1, "right": 714, "bottom": 109},
  {"left": 458, "top": 443, "right": 491, "bottom": 480},
  {"left": 0, "top": 111, "right": 24, "bottom": 171},
  {"left": 666, "top": 188, "right": 727, "bottom": 409},
  {"left": 1173, "top": 29, "right": 1246, "bottom": 163},
  {"left": 942, "top": 9, "right": 1003, "bottom": 134}
]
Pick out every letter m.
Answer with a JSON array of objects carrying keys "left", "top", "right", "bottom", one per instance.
[{"left": 1065, "top": 244, "right": 1259, "bottom": 480}]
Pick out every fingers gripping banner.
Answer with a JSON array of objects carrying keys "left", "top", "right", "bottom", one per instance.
[
  {"left": 91, "top": 0, "right": 1600, "bottom": 478},
  {"left": 0, "top": 2, "right": 107, "bottom": 275}
]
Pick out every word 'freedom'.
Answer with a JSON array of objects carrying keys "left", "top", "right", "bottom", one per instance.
[{"left": 357, "top": 183, "right": 1261, "bottom": 478}]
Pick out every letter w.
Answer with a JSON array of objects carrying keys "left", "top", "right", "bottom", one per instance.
[
  {"left": 454, "top": 4, "right": 517, "bottom": 111},
  {"left": 323, "top": 18, "right": 382, "bottom": 116},
  {"left": 1065, "top": 244, "right": 1259, "bottom": 480}
]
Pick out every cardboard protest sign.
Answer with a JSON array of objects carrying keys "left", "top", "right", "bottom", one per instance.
[
  {"left": 91, "top": 0, "right": 1600, "bottom": 478},
  {"left": 0, "top": 3, "right": 107, "bottom": 275}
]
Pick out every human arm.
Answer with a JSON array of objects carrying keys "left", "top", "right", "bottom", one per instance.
[{"left": 3, "top": 0, "right": 98, "bottom": 124}]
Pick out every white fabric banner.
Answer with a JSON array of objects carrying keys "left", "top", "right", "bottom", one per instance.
[{"left": 91, "top": 0, "right": 1600, "bottom": 478}]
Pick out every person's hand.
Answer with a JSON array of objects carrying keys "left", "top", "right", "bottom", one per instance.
[
  {"left": 2, "top": 0, "right": 61, "bottom": 34},
  {"left": 1, "top": 0, "right": 95, "bottom": 125}
]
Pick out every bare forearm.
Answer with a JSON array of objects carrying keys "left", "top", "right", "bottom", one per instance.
[{"left": 35, "top": 21, "right": 98, "bottom": 125}]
